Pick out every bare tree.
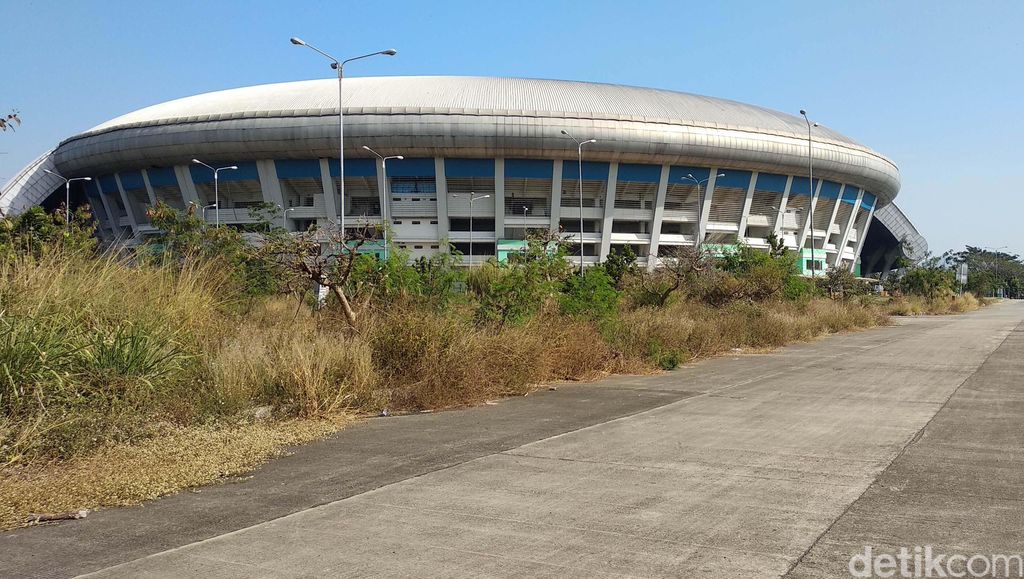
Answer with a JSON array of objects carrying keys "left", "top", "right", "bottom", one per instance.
[
  {"left": 1, "top": 111, "right": 20, "bottom": 132},
  {"left": 260, "top": 222, "right": 380, "bottom": 328},
  {"left": 638, "top": 245, "right": 711, "bottom": 306}
]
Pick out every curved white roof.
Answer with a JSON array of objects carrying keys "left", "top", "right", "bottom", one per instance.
[{"left": 85, "top": 76, "right": 860, "bottom": 147}]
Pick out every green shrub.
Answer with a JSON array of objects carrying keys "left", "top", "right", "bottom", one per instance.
[
  {"left": 784, "top": 275, "right": 819, "bottom": 300},
  {"left": 602, "top": 246, "right": 639, "bottom": 287},
  {"left": 560, "top": 268, "right": 620, "bottom": 320}
]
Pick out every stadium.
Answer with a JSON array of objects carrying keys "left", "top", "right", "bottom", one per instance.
[{"left": 0, "top": 76, "right": 926, "bottom": 274}]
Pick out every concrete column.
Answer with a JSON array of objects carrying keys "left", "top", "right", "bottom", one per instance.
[
  {"left": 833, "top": 189, "right": 863, "bottom": 267},
  {"left": 736, "top": 171, "right": 758, "bottom": 242},
  {"left": 434, "top": 157, "right": 449, "bottom": 243},
  {"left": 91, "top": 188, "right": 117, "bottom": 238},
  {"left": 773, "top": 175, "right": 794, "bottom": 234},
  {"left": 318, "top": 159, "right": 339, "bottom": 222},
  {"left": 549, "top": 159, "right": 563, "bottom": 233},
  {"left": 598, "top": 162, "right": 619, "bottom": 261},
  {"left": 851, "top": 204, "right": 876, "bottom": 273},
  {"left": 493, "top": 158, "right": 505, "bottom": 240},
  {"left": 647, "top": 164, "right": 671, "bottom": 270},
  {"left": 113, "top": 173, "right": 139, "bottom": 231},
  {"left": 798, "top": 179, "right": 823, "bottom": 250},
  {"left": 174, "top": 165, "right": 201, "bottom": 207},
  {"left": 256, "top": 160, "right": 285, "bottom": 212},
  {"left": 824, "top": 183, "right": 845, "bottom": 243},
  {"left": 140, "top": 169, "right": 158, "bottom": 206},
  {"left": 697, "top": 169, "right": 719, "bottom": 245}
]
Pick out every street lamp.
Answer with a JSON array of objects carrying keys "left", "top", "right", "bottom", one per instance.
[
  {"left": 191, "top": 159, "right": 237, "bottom": 227},
  {"left": 561, "top": 129, "right": 597, "bottom": 273},
  {"left": 521, "top": 205, "right": 529, "bottom": 240},
  {"left": 43, "top": 169, "right": 92, "bottom": 225},
  {"left": 291, "top": 37, "right": 396, "bottom": 240},
  {"left": 201, "top": 203, "right": 218, "bottom": 222},
  {"left": 276, "top": 204, "right": 297, "bottom": 230},
  {"left": 799, "top": 110, "right": 820, "bottom": 277},
  {"left": 451, "top": 192, "right": 490, "bottom": 267},
  {"left": 362, "top": 145, "right": 403, "bottom": 259},
  {"left": 682, "top": 172, "right": 725, "bottom": 252}
]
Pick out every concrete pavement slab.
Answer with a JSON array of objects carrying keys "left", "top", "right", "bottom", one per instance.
[{"left": 69, "top": 302, "right": 1024, "bottom": 578}]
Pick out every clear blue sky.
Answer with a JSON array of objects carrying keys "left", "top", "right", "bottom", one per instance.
[{"left": 2, "top": 0, "right": 1021, "bottom": 257}]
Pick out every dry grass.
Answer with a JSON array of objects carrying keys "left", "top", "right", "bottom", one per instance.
[
  {"left": 607, "top": 299, "right": 889, "bottom": 369},
  {"left": 0, "top": 417, "right": 347, "bottom": 530},
  {"left": 0, "top": 251, "right": 901, "bottom": 530},
  {"left": 883, "top": 293, "right": 982, "bottom": 316}
]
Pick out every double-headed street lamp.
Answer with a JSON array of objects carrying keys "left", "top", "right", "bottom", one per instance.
[
  {"left": 682, "top": 172, "right": 725, "bottom": 253},
  {"left": 362, "top": 145, "right": 403, "bottom": 259},
  {"left": 799, "top": 110, "right": 820, "bottom": 277},
  {"left": 43, "top": 170, "right": 92, "bottom": 225},
  {"left": 290, "top": 37, "right": 396, "bottom": 239},
  {"left": 191, "top": 159, "right": 237, "bottom": 227},
  {"left": 560, "top": 129, "right": 597, "bottom": 273},
  {"left": 451, "top": 192, "right": 490, "bottom": 268}
]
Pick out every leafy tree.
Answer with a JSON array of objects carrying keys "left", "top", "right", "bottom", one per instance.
[
  {"left": 602, "top": 246, "right": 639, "bottom": 287},
  {"left": 472, "top": 230, "right": 572, "bottom": 326},
  {"left": 346, "top": 246, "right": 464, "bottom": 308},
  {"left": 144, "top": 202, "right": 279, "bottom": 300},
  {"left": 716, "top": 243, "right": 798, "bottom": 302},
  {"left": 766, "top": 231, "right": 787, "bottom": 258},
  {"left": 0, "top": 205, "right": 96, "bottom": 260},
  {"left": 820, "top": 267, "right": 867, "bottom": 299},
  {"left": 942, "top": 246, "right": 1024, "bottom": 298},
  {"left": 895, "top": 256, "right": 956, "bottom": 299},
  {"left": 560, "top": 267, "right": 620, "bottom": 320}
]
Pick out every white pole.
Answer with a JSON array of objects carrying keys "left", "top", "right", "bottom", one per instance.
[
  {"left": 337, "top": 63, "right": 345, "bottom": 240},
  {"left": 800, "top": 110, "right": 818, "bottom": 277},
  {"left": 214, "top": 169, "right": 220, "bottom": 227},
  {"left": 65, "top": 180, "right": 71, "bottom": 225},
  {"left": 381, "top": 156, "right": 388, "bottom": 260},
  {"left": 469, "top": 194, "right": 474, "bottom": 268},
  {"left": 577, "top": 144, "right": 585, "bottom": 272}
]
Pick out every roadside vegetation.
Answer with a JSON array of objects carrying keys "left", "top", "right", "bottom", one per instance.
[{"left": 0, "top": 203, "right": 986, "bottom": 528}]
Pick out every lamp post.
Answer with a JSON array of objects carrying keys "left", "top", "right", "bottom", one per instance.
[
  {"left": 201, "top": 203, "right": 217, "bottom": 223},
  {"left": 560, "top": 129, "right": 597, "bottom": 273},
  {"left": 290, "top": 38, "right": 396, "bottom": 241},
  {"left": 799, "top": 110, "right": 820, "bottom": 277},
  {"left": 681, "top": 172, "right": 725, "bottom": 252},
  {"left": 362, "top": 145, "right": 403, "bottom": 260},
  {"left": 452, "top": 192, "right": 490, "bottom": 267},
  {"left": 522, "top": 205, "right": 529, "bottom": 239},
  {"left": 43, "top": 170, "right": 92, "bottom": 225},
  {"left": 276, "top": 204, "right": 297, "bottom": 230},
  {"left": 191, "top": 159, "right": 237, "bottom": 227}
]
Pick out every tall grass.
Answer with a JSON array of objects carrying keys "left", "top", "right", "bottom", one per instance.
[
  {"left": 880, "top": 292, "right": 981, "bottom": 316},
  {"left": 1, "top": 250, "right": 892, "bottom": 466},
  {"left": 605, "top": 299, "right": 887, "bottom": 369}
]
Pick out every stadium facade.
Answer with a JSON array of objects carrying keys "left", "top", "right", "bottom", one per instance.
[{"left": 0, "top": 76, "right": 926, "bottom": 274}]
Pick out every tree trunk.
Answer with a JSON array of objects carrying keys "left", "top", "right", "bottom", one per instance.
[{"left": 330, "top": 284, "right": 358, "bottom": 328}]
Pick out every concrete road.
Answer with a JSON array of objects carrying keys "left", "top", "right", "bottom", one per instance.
[{"left": 5, "top": 302, "right": 1023, "bottom": 578}]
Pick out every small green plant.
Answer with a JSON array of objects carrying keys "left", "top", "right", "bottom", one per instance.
[
  {"left": 560, "top": 267, "right": 620, "bottom": 320},
  {"left": 602, "top": 246, "right": 639, "bottom": 287}
]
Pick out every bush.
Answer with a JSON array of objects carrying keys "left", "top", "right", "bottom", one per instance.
[
  {"left": 560, "top": 268, "right": 620, "bottom": 320},
  {"left": 602, "top": 246, "right": 639, "bottom": 287},
  {"left": 784, "top": 275, "right": 819, "bottom": 301}
]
